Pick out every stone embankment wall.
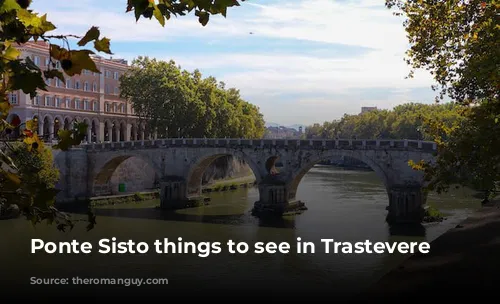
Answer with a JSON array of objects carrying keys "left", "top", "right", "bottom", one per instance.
[{"left": 104, "top": 155, "right": 252, "bottom": 196}]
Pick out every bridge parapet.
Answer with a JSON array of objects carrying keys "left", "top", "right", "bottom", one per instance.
[{"left": 80, "top": 138, "right": 437, "bottom": 153}]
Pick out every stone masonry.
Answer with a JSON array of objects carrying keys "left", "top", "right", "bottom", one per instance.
[{"left": 52, "top": 138, "right": 437, "bottom": 224}]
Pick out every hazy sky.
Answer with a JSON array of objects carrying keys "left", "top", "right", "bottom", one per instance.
[{"left": 32, "top": 0, "right": 439, "bottom": 126}]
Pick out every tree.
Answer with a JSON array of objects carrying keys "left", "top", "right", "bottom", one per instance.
[
  {"left": 385, "top": 0, "right": 499, "bottom": 104},
  {"left": 385, "top": 1, "right": 500, "bottom": 199},
  {"left": 119, "top": 57, "right": 266, "bottom": 139},
  {"left": 0, "top": 0, "right": 247, "bottom": 230},
  {"left": 304, "top": 102, "right": 463, "bottom": 141}
]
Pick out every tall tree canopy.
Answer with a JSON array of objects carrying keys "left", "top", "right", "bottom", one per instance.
[
  {"left": 119, "top": 57, "right": 266, "bottom": 139},
  {"left": 385, "top": 0, "right": 499, "bottom": 104},
  {"left": 0, "top": 0, "right": 247, "bottom": 230},
  {"left": 385, "top": 1, "right": 499, "bottom": 198},
  {"left": 305, "top": 102, "right": 463, "bottom": 141}
]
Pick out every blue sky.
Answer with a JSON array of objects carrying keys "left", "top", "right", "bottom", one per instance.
[{"left": 31, "top": 0, "right": 438, "bottom": 126}]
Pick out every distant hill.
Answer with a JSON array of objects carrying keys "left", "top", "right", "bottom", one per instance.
[
  {"left": 288, "top": 124, "right": 306, "bottom": 131},
  {"left": 265, "top": 122, "right": 280, "bottom": 128},
  {"left": 265, "top": 122, "right": 305, "bottom": 131}
]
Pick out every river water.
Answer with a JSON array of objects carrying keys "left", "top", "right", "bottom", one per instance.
[{"left": 0, "top": 165, "right": 480, "bottom": 297}]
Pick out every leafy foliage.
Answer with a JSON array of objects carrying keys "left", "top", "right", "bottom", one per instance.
[
  {"left": 1, "top": 0, "right": 246, "bottom": 230},
  {"left": 384, "top": 1, "right": 500, "bottom": 198},
  {"left": 411, "top": 101, "right": 500, "bottom": 197},
  {"left": 385, "top": 0, "right": 499, "bottom": 104},
  {"left": 126, "top": 0, "right": 246, "bottom": 26},
  {"left": 305, "top": 102, "right": 464, "bottom": 141},
  {"left": 119, "top": 57, "right": 266, "bottom": 139}
]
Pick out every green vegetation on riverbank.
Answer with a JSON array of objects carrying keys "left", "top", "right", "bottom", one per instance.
[
  {"left": 202, "top": 175, "right": 256, "bottom": 193},
  {"left": 423, "top": 205, "right": 445, "bottom": 223},
  {"left": 89, "top": 191, "right": 160, "bottom": 207},
  {"left": 82, "top": 175, "right": 257, "bottom": 207},
  {"left": 305, "top": 102, "right": 462, "bottom": 141}
]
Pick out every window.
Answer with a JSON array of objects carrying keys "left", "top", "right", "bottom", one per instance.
[
  {"left": 84, "top": 99, "right": 89, "bottom": 110},
  {"left": 45, "top": 58, "right": 50, "bottom": 66},
  {"left": 45, "top": 78, "right": 51, "bottom": 86},
  {"left": 114, "top": 87, "right": 119, "bottom": 95},
  {"left": 113, "top": 103, "right": 117, "bottom": 112},
  {"left": 92, "top": 82, "right": 97, "bottom": 92},
  {"left": 55, "top": 78, "right": 60, "bottom": 87},
  {"left": 84, "top": 81, "right": 89, "bottom": 91},
  {"left": 105, "top": 84, "right": 110, "bottom": 94},
  {"left": 44, "top": 96, "right": 51, "bottom": 106},
  {"left": 34, "top": 56, "right": 40, "bottom": 66},
  {"left": 113, "top": 71, "right": 119, "bottom": 79},
  {"left": 55, "top": 97, "right": 61, "bottom": 108},
  {"left": 55, "top": 61, "right": 61, "bottom": 69},
  {"left": 75, "top": 81, "right": 80, "bottom": 90},
  {"left": 105, "top": 103, "right": 110, "bottom": 112},
  {"left": 66, "top": 79, "right": 71, "bottom": 89},
  {"left": 32, "top": 96, "right": 40, "bottom": 105},
  {"left": 75, "top": 98, "right": 80, "bottom": 109},
  {"left": 65, "top": 98, "right": 70, "bottom": 108},
  {"left": 93, "top": 101, "right": 98, "bottom": 111},
  {"left": 9, "top": 93, "right": 17, "bottom": 104},
  {"left": 105, "top": 70, "right": 111, "bottom": 78}
]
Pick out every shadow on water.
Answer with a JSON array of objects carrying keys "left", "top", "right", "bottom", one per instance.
[
  {"left": 388, "top": 223, "right": 426, "bottom": 237},
  {"left": 62, "top": 204, "right": 297, "bottom": 229}
]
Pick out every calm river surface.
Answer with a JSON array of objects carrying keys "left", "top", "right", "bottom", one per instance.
[{"left": 1, "top": 165, "right": 480, "bottom": 297}]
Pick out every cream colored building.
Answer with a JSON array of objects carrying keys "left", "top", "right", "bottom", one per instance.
[{"left": 7, "top": 41, "right": 148, "bottom": 143}]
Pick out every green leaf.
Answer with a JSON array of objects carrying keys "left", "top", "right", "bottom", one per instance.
[
  {"left": 153, "top": 5, "right": 165, "bottom": 26},
  {"left": 53, "top": 129, "right": 73, "bottom": 151},
  {"left": 0, "top": 101, "right": 13, "bottom": 119},
  {"left": 75, "top": 122, "right": 88, "bottom": 138},
  {"left": 65, "top": 50, "right": 100, "bottom": 76},
  {"left": 77, "top": 26, "right": 100, "bottom": 46},
  {"left": 0, "top": 0, "right": 21, "bottom": 13},
  {"left": 214, "top": 0, "right": 239, "bottom": 17},
  {"left": 128, "top": 0, "right": 150, "bottom": 21},
  {"left": 2, "top": 42, "right": 20, "bottom": 61},
  {"left": 94, "top": 37, "right": 112, "bottom": 54},
  {"left": 196, "top": 10, "right": 210, "bottom": 26},
  {"left": 7, "top": 60, "right": 47, "bottom": 96},
  {"left": 24, "top": 56, "right": 40, "bottom": 71},
  {"left": 43, "top": 69, "right": 65, "bottom": 83},
  {"left": 17, "top": 10, "right": 56, "bottom": 35}
]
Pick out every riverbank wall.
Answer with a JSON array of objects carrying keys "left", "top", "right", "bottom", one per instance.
[
  {"left": 86, "top": 174, "right": 257, "bottom": 207},
  {"left": 359, "top": 201, "right": 500, "bottom": 300}
]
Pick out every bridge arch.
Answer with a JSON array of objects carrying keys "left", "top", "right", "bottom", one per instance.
[
  {"left": 91, "top": 153, "right": 162, "bottom": 196},
  {"left": 185, "top": 152, "right": 262, "bottom": 197},
  {"left": 287, "top": 150, "right": 390, "bottom": 201}
]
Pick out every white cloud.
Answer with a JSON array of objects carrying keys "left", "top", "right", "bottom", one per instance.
[
  {"left": 30, "top": 0, "right": 438, "bottom": 125},
  {"left": 166, "top": 50, "right": 432, "bottom": 96}
]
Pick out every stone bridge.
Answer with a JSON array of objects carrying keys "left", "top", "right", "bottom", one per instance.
[{"left": 53, "top": 138, "right": 437, "bottom": 224}]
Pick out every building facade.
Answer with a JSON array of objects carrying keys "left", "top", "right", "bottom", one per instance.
[
  {"left": 6, "top": 41, "right": 148, "bottom": 143},
  {"left": 361, "top": 106, "right": 378, "bottom": 114}
]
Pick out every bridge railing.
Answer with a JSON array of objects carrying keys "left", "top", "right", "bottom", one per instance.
[{"left": 79, "top": 138, "right": 438, "bottom": 153}]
